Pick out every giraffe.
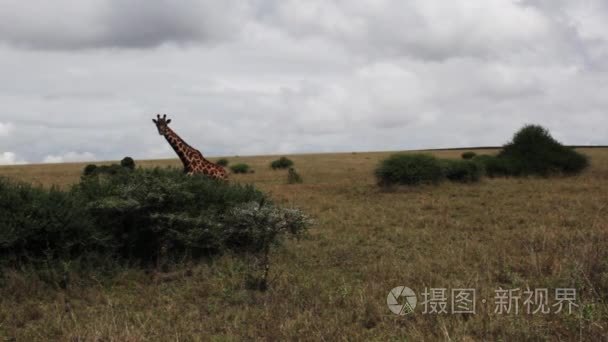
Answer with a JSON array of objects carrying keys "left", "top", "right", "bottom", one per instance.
[{"left": 152, "top": 114, "right": 228, "bottom": 180}]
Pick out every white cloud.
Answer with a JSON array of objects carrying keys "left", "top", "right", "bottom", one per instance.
[
  {"left": 0, "top": 122, "right": 15, "bottom": 137},
  {"left": 0, "top": 152, "right": 27, "bottom": 165},
  {"left": 42, "top": 152, "right": 96, "bottom": 164}
]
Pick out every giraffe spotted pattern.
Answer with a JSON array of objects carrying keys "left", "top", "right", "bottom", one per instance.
[{"left": 153, "top": 114, "right": 228, "bottom": 180}]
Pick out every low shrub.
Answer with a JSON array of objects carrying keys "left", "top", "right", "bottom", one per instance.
[
  {"left": 375, "top": 153, "right": 443, "bottom": 186},
  {"left": 0, "top": 178, "right": 98, "bottom": 264},
  {"left": 103, "top": 164, "right": 128, "bottom": 175},
  {"left": 441, "top": 159, "right": 482, "bottom": 183},
  {"left": 271, "top": 157, "right": 294, "bottom": 170},
  {"left": 230, "top": 163, "right": 251, "bottom": 174},
  {"left": 287, "top": 168, "right": 303, "bottom": 184},
  {"left": 83, "top": 164, "right": 98, "bottom": 176},
  {"left": 0, "top": 168, "right": 310, "bottom": 269},
  {"left": 476, "top": 155, "right": 520, "bottom": 177},
  {"left": 461, "top": 151, "right": 476, "bottom": 160},
  {"left": 83, "top": 158, "right": 136, "bottom": 177},
  {"left": 216, "top": 158, "right": 229, "bottom": 167},
  {"left": 120, "top": 157, "right": 136, "bottom": 170}
]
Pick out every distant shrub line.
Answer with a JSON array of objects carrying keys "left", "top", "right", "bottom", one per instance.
[
  {"left": 461, "top": 151, "right": 476, "bottom": 160},
  {"left": 376, "top": 124, "right": 589, "bottom": 186},
  {"left": 271, "top": 157, "right": 294, "bottom": 170},
  {"left": 375, "top": 153, "right": 481, "bottom": 186},
  {"left": 83, "top": 157, "right": 136, "bottom": 176},
  {"left": 0, "top": 168, "right": 309, "bottom": 270},
  {"left": 376, "top": 153, "right": 444, "bottom": 186},
  {"left": 230, "top": 163, "right": 252, "bottom": 174},
  {"left": 441, "top": 159, "right": 483, "bottom": 183},
  {"left": 216, "top": 158, "right": 229, "bottom": 167}
]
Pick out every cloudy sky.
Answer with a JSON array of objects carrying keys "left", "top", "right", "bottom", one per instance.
[{"left": 0, "top": 0, "right": 607, "bottom": 164}]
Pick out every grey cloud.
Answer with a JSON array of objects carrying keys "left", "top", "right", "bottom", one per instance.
[
  {"left": 0, "top": 0, "right": 249, "bottom": 50},
  {"left": 257, "top": 0, "right": 576, "bottom": 62}
]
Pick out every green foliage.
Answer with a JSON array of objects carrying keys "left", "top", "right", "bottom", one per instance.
[
  {"left": 216, "top": 158, "right": 229, "bottom": 167},
  {"left": 287, "top": 168, "right": 303, "bottom": 184},
  {"left": 498, "top": 125, "right": 589, "bottom": 176},
  {"left": 0, "top": 169, "right": 310, "bottom": 268},
  {"left": 377, "top": 154, "right": 484, "bottom": 186},
  {"left": 472, "top": 126, "right": 589, "bottom": 178},
  {"left": 0, "top": 178, "right": 99, "bottom": 265},
  {"left": 98, "top": 164, "right": 129, "bottom": 176},
  {"left": 441, "top": 159, "right": 482, "bottom": 183},
  {"left": 375, "top": 154, "right": 443, "bottom": 186},
  {"left": 473, "top": 155, "right": 518, "bottom": 178},
  {"left": 83, "top": 164, "right": 98, "bottom": 176},
  {"left": 222, "top": 201, "right": 309, "bottom": 254},
  {"left": 230, "top": 163, "right": 251, "bottom": 174},
  {"left": 120, "top": 157, "right": 136, "bottom": 170},
  {"left": 461, "top": 151, "right": 476, "bottom": 160},
  {"left": 271, "top": 157, "right": 294, "bottom": 170},
  {"left": 83, "top": 160, "right": 135, "bottom": 177}
]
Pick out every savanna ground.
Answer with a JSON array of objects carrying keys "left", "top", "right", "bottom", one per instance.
[{"left": 1, "top": 148, "right": 607, "bottom": 341}]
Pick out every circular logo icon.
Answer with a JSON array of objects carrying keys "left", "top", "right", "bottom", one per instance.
[{"left": 387, "top": 286, "right": 417, "bottom": 315}]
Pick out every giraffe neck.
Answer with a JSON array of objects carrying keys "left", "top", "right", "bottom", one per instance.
[
  {"left": 163, "top": 127, "right": 202, "bottom": 169},
  {"left": 162, "top": 126, "right": 227, "bottom": 180}
]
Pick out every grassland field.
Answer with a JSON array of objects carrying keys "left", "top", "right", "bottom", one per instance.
[{"left": 0, "top": 148, "right": 607, "bottom": 341}]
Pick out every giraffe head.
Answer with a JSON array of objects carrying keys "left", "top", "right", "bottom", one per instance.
[{"left": 152, "top": 114, "right": 172, "bottom": 136}]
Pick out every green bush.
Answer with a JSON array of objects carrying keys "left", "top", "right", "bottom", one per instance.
[
  {"left": 83, "top": 162, "right": 134, "bottom": 177},
  {"left": 0, "top": 178, "right": 99, "bottom": 265},
  {"left": 120, "top": 157, "right": 136, "bottom": 170},
  {"left": 83, "top": 164, "right": 98, "bottom": 176},
  {"left": 216, "top": 158, "right": 229, "bottom": 167},
  {"left": 375, "top": 154, "right": 443, "bottom": 186},
  {"left": 461, "top": 151, "right": 476, "bottom": 160},
  {"left": 475, "top": 155, "right": 519, "bottom": 177},
  {"left": 287, "top": 168, "right": 303, "bottom": 184},
  {"left": 498, "top": 125, "right": 589, "bottom": 176},
  {"left": 271, "top": 157, "right": 294, "bottom": 170},
  {"left": 230, "top": 163, "right": 251, "bottom": 174},
  {"left": 441, "top": 159, "right": 482, "bottom": 183},
  {"left": 0, "top": 169, "right": 310, "bottom": 268}
]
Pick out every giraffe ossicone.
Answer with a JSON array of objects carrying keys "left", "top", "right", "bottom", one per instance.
[{"left": 152, "top": 114, "right": 228, "bottom": 180}]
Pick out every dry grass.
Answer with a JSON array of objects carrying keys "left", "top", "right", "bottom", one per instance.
[{"left": 1, "top": 148, "right": 607, "bottom": 341}]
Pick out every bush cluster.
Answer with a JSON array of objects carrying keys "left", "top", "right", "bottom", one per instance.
[
  {"left": 472, "top": 155, "right": 516, "bottom": 178},
  {"left": 461, "top": 151, "right": 476, "bottom": 160},
  {"left": 497, "top": 125, "right": 588, "bottom": 176},
  {"left": 271, "top": 157, "right": 294, "bottom": 170},
  {"left": 216, "top": 158, "right": 229, "bottom": 167},
  {"left": 376, "top": 154, "right": 483, "bottom": 187},
  {"left": 441, "top": 159, "right": 483, "bottom": 183},
  {"left": 230, "top": 163, "right": 251, "bottom": 174},
  {"left": 83, "top": 157, "right": 136, "bottom": 176},
  {"left": 0, "top": 179, "right": 98, "bottom": 264},
  {"left": 376, "top": 125, "right": 589, "bottom": 186},
  {"left": 475, "top": 125, "right": 589, "bottom": 177},
  {"left": 120, "top": 157, "right": 135, "bottom": 170},
  {"left": 375, "top": 154, "right": 444, "bottom": 186},
  {"left": 0, "top": 168, "right": 309, "bottom": 268}
]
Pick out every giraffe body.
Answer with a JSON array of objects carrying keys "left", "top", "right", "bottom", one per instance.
[{"left": 153, "top": 114, "right": 227, "bottom": 180}]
